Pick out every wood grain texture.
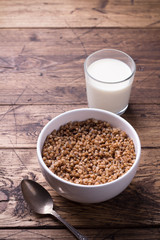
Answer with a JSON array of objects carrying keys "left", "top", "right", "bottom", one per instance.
[
  {"left": 0, "top": 29, "right": 159, "bottom": 105},
  {"left": 0, "top": 228, "right": 160, "bottom": 240},
  {"left": 0, "top": 0, "right": 160, "bottom": 28},
  {"left": 0, "top": 104, "right": 159, "bottom": 148},
  {"left": 0, "top": 0, "right": 160, "bottom": 238},
  {"left": 0, "top": 148, "right": 160, "bottom": 228}
]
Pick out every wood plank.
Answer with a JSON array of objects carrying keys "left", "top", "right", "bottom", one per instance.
[
  {"left": 0, "top": 228, "right": 160, "bottom": 240},
  {"left": 123, "top": 104, "right": 160, "bottom": 148},
  {"left": 0, "top": 0, "right": 160, "bottom": 28},
  {"left": 0, "top": 104, "right": 159, "bottom": 148},
  {"left": 0, "top": 29, "right": 159, "bottom": 105},
  {"left": 0, "top": 148, "right": 159, "bottom": 228}
]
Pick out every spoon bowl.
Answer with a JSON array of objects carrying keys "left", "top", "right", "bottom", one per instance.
[{"left": 21, "top": 179, "right": 53, "bottom": 215}]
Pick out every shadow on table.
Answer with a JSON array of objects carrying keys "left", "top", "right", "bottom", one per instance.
[{"left": 55, "top": 178, "right": 159, "bottom": 228}]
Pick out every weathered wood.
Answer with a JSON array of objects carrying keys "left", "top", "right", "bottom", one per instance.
[
  {"left": 0, "top": 29, "right": 159, "bottom": 105},
  {"left": 0, "top": 0, "right": 160, "bottom": 238},
  {"left": 0, "top": 0, "right": 160, "bottom": 28},
  {"left": 0, "top": 104, "right": 159, "bottom": 148},
  {"left": 0, "top": 148, "right": 160, "bottom": 228},
  {"left": 0, "top": 228, "right": 160, "bottom": 240}
]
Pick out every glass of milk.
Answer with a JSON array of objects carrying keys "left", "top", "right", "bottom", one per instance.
[{"left": 84, "top": 49, "right": 136, "bottom": 115}]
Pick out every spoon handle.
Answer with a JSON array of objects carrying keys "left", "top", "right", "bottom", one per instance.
[{"left": 50, "top": 209, "right": 88, "bottom": 240}]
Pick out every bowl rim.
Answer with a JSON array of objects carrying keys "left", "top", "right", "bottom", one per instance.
[{"left": 37, "top": 108, "right": 141, "bottom": 188}]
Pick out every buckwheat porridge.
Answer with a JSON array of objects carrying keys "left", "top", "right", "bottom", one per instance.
[{"left": 42, "top": 119, "right": 136, "bottom": 185}]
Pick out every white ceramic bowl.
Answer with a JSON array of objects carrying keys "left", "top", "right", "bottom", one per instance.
[{"left": 37, "top": 108, "right": 141, "bottom": 203}]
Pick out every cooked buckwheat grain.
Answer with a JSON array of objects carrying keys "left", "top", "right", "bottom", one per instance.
[{"left": 42, "top": 119, "right": 136, "bottom": 185}]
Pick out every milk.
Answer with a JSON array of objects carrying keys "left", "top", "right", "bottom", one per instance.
[{"left": 85, "top": 58, "right": 134, "bottom": 114}]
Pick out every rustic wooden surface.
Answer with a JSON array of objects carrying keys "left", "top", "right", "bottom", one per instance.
[
  {"left": 0, "top": 0, "right": 160, "bottom": 239},
  {"left": 0, "top": 0, "right": 160, "bottom": 28}
]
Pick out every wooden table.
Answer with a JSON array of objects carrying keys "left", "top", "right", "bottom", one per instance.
[{"left": 0, "top": 1, "right": 160, "bottom": 239}]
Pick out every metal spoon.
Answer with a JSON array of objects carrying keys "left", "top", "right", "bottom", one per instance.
[{"left": 21, "top": 179, "right": 88, "bottom": 240}]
